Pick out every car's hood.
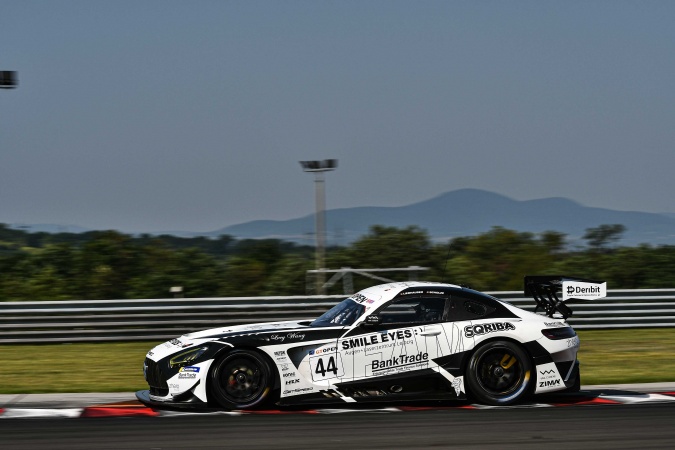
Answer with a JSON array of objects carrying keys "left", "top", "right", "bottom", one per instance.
[
  {"left": 146, "top": 320, "right": 320, "bottom": 362},
  {"left": 182, "top": 320, "right": 313, "bottom": 340}
]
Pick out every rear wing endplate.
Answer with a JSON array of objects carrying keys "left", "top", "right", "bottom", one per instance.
[{"left": 524, "top": 276, "right": 607, "bottom": 319}]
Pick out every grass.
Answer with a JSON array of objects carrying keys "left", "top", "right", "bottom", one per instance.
[
  {"left": 0, "top": 342, "right": 159, "bottom": 394},
  {"left": 1, "top": 329, "right": 674, "bottom": 394},
  {"left": 576, "top": 328, "right": 675, "bottom": 385}
]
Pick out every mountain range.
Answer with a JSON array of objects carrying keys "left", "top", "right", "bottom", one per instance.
[
  {"left": 208, "top": 189, "right": 675, "bottom": 247},
  {"left": 11, "top": 189, "right": 675, "bottom": 246}
]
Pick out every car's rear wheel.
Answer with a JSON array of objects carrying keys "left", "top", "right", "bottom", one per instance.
[
  {"left": 209, "top": 350, "right": 274, "bottom": 409},
  {"left": 466, "top": 340, "right": 532, "bottom": 406}
]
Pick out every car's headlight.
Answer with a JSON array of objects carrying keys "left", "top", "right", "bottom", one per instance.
[{"left": 169, "top": 346, "right": 209, "bottom": 369}]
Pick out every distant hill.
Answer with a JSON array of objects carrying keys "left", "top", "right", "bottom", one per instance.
[
  {"left": 207, "top": 189, "right": 675, "bottom": 246},
  {"left": 9, "top": 189, "right": 675, "bottom": 246}
]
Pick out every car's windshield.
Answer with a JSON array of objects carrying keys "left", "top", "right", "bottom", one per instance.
[{"left": 310, "top": 299, "right": 365, "bottom": 327}]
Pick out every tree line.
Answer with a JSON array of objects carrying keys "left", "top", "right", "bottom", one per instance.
[{"left": 1, "top": 222, "right": 674, "bottom": 301}]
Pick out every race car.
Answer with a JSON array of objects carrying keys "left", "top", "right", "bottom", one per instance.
[{"left": 137, "top": 276, "right": 605, "bottom": 409}]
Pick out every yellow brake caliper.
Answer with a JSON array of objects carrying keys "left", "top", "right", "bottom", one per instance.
[{"left": 500, "top": 354, "right": 517, "bottom": 370}]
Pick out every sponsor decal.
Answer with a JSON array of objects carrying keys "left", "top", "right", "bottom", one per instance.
[
  {"left": 283, "top": 372, "right": 296, "bottom": 378},
  {"left": 178, "top": 372, "right": 198, "bottom": 379},
  {"left": 179, "top": 366, "right": 200, "bottom": 373},
  {"left": 400, "top": 290, "right": 424, "bottom": 296},
  {"left": 567, "top": 336, "right": 580, "bottom": 348},
  {"left": 536, "top": 362, "right": 563, "bottom": 391},
  {"left": 371, "top": 352, "right": 429, "bottom": 372},
  {"left": 309, "top": 346, "right": 337, "bottom": 356},
  {"left": 464, "top": 322, "right": 516, "bottom": 338},
  {"left": 341, "top": 329, "right": 413, "bottom": 350},
  {"left": 274, "top": 350, "right": 288, "bottom": 363},
  {"left": 562, "top": 281, "right": 607, "bottom": 300},
  {"left": 270, "top": 332, "right": 306, "bottom": 342},
  {"left": 169, "top": 383, "right": 180, "bottom": 391},
  {"left": 168, "top": 338, "right": 192, "bottom": 348},
  {"left": 285, "top": 378, "right": 300, "bottom": 385},
  {"left": 280, "top": 364, "right": 290, "bottom": 371},
  {"left": 146, "top": 351, "right": 154, "bottom": 357},
  {"left": 351, "top": 293, "right": 375, "bottom": 304},
  {"left": 283, "top": 387, "right": 314, "bottom": 395},
  {"left": 544, "top": 322, "right": 565, "bottom": 327}
]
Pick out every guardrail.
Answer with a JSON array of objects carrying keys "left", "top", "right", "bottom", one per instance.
[
  {"left": 0, "top": 295, "right": 345, "bottom": 344},
  {"left": 1, "top": 289, "right": 674, "bottom": 344}
]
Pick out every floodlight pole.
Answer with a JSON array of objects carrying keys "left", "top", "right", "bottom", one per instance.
[
  {"left": 300, "top": 159, "right": 338, "bottom": 295},
  {"left": 0, "top": 71, "right": 18, "bottom": 89}
]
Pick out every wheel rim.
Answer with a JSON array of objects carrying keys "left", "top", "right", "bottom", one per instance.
[
  {"left": 217, "top": 356, "right": 267, "bottom": 403},
  {"left": 474, "top": 347, "right": 525, "bottom": 396}
]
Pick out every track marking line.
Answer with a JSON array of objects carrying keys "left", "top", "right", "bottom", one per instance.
[
  {"left": 81, "top": 406, "right": 159, "bottom": 417},
  {"left": 1, "top": 408, "right": 83, "bottom": 419},
  {"left": 598, "top": 393, "right": 675, "bottom": 404},
  {"left": 3, "top": 391, "right": 675, "bottom": 418}
]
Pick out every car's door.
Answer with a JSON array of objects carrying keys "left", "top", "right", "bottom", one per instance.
[{"left": 336, "top": 296, "right": 451, "bottom": 382}]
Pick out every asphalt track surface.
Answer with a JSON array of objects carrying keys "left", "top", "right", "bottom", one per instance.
[
  {"left": 1, "top": 402, "right": 674, "bottom": 449},
  {"left": 2, "top": 384, "right": 675, "bottom": 450}
]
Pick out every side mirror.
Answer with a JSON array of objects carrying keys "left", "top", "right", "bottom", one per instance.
[{"left": 363, "top": 315, "right": 381, "bottom": 326}]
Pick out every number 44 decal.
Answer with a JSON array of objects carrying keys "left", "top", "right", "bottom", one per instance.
[{"left": 309, "top": 354, "right": 345, "bottom": 381}]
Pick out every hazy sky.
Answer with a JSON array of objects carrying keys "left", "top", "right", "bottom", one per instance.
[{"left": 2, "top": 1, "right": 675, "bottom": 233}]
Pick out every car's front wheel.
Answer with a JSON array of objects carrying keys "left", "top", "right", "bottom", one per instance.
[
  {"left": 466, "top": 340, "right": 532, "bottom": 406},
  {"left": 209, "top": 350, "right": 275, "bottom": 409}
]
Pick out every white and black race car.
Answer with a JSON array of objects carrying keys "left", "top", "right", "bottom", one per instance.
[{"left": 136, "top": 276, "right": 605, "bottom": 409}]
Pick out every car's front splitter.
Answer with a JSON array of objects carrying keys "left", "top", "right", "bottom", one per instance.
[{"left": 135, "top": 390, "right": 214, "bottom": 412}]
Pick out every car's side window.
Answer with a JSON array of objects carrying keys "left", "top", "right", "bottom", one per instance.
[
  {"left": 464, "top": 300, "right": 487, "bottom": 316},
  {"left": 447, "top": 295, "right": 493, "bottom": 321},
  {"left": 378, "top": 297, "right": 446, "bottom": 325}
]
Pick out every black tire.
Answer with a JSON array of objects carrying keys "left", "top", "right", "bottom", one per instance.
[
  {"left": 465, "top": 340, "right": 533, "bottom": 406},
  {"left": 209, "top": 350, "right": 274, "bottom": 409}
]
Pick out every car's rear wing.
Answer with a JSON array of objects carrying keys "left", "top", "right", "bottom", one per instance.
[{"left": 524, "top": 276, "right": 607, "bottom": 319}]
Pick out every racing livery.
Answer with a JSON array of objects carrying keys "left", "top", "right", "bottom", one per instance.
[{"left": 137, "top": 276, "right": 604, "bottom": 408}]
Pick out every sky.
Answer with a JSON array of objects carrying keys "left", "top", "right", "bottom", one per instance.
[{"left": 2, "top": 1, "right": 675, "bottom": 234}]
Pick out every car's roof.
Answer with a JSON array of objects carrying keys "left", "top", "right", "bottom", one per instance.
[{"left": 351, "top": 281, "right": 464, "bottom": 309}]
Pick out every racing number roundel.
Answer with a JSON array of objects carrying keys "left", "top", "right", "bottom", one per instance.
[{"left": 309, "top": 353, "right": 344, "bottom": 381}]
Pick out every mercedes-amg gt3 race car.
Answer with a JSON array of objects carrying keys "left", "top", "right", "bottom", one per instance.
[{"left": 137, "top": 276, "right": 605, "bottom": 409}]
